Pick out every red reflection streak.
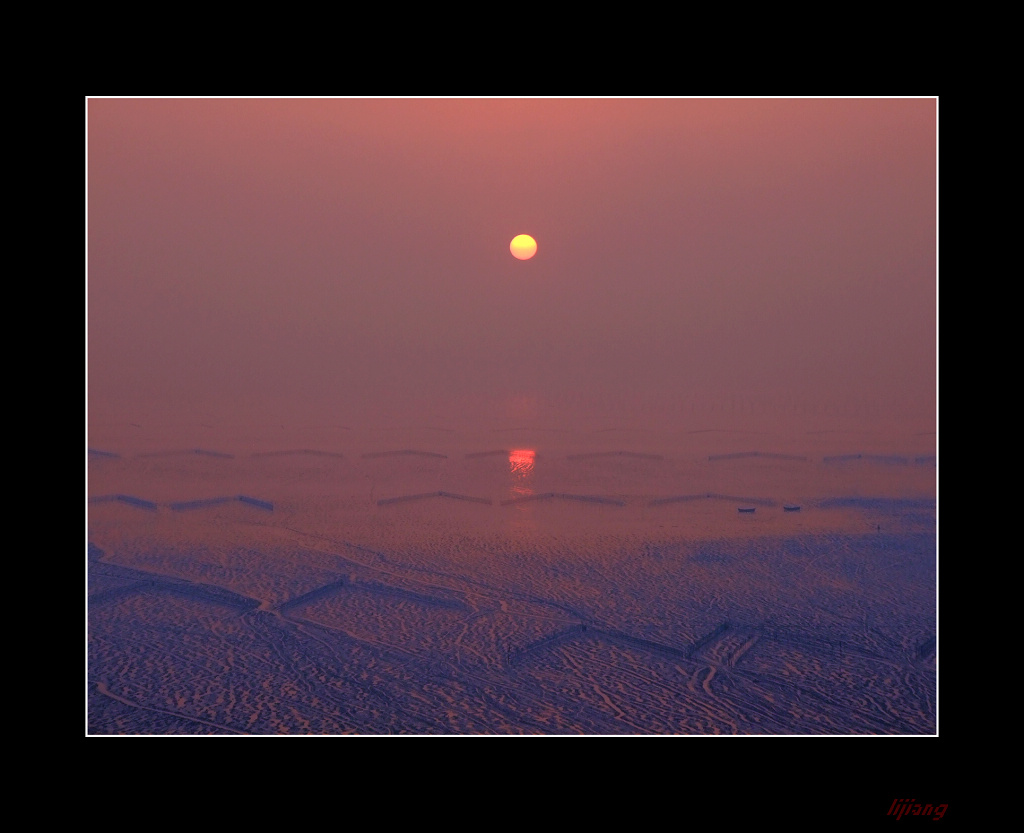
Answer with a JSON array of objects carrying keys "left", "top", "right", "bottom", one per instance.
[
  {"left": 509, "top": 449, "right": 535, "bottom": 502},
  {"left": 509, "top": 449, "right": 535, "bottom": 475}
]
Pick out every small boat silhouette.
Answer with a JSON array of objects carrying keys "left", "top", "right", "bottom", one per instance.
[{"left": 783, "top": 504, "right": 802, "bottom": 512}]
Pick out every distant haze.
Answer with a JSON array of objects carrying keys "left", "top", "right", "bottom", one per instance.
[{"left": 88, "top": 98, "right": 936, "bottom": 437}]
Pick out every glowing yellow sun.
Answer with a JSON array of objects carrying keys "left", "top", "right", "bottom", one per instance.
[{"left": 510, "top": 234, "right": 538, "bottom": 260}]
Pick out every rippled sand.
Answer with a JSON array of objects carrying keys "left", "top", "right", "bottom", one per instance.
[{"left": 87, "top": 426, "right": 936, "bottom": 735}]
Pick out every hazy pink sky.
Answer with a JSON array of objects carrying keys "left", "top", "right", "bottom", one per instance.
[{"left": 87, "top": 98, "right": 936, "bottom": 433}]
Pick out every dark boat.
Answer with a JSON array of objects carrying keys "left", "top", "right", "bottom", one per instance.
[
  {"left": 738, "top": 506, "right": 756, "bottom": 513},
  {"left": 784, "top": 504, "right": 801, "bottom": 512}
]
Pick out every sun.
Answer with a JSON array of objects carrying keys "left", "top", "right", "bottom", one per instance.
[{"left": 510, "top": 234, "right": 537, "bottom": 260}]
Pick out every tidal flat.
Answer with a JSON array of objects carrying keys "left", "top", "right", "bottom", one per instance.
[{"left": 87, "top": 426, "right": 936, "bottom": 735}]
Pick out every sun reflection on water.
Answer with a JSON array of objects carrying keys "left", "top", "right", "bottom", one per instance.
[{"left": 509, "top": 449, "right": 535, "bottom": 504}]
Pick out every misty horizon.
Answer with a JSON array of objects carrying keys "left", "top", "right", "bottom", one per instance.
[{"left": 88, "top": 98, "right": 936, "bottom": 440}]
